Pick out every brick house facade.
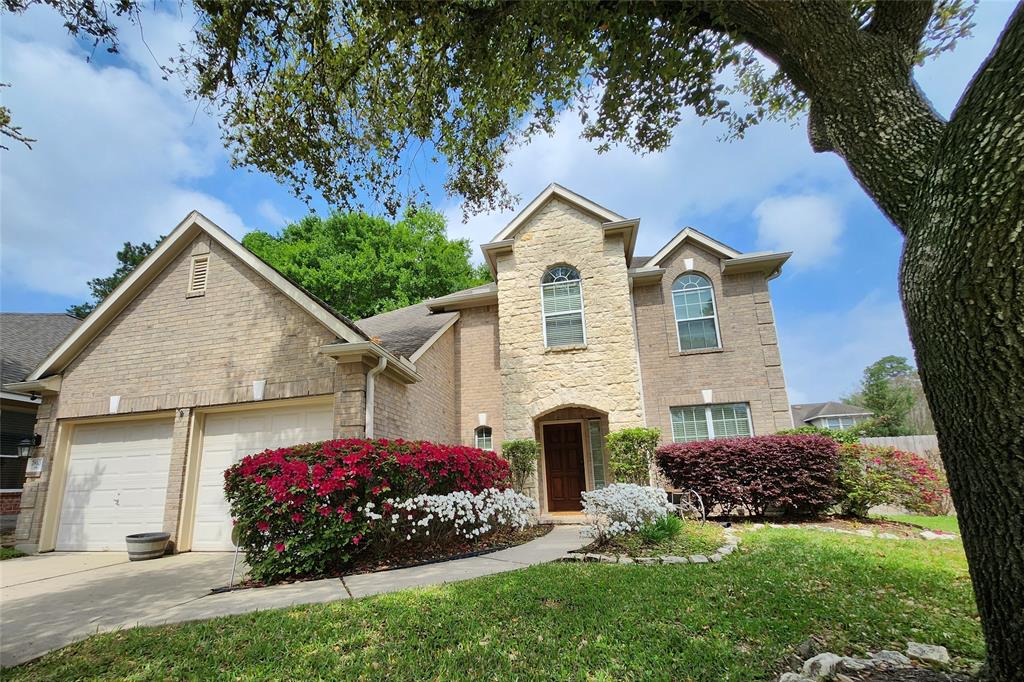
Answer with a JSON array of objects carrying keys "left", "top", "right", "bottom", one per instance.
[{"left": 6, "top": 184, "right": 793, "bottom": 553}]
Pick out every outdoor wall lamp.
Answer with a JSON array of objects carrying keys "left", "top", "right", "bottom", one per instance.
[{"left": 17, "top": 434, "right": 42, "bottom": 458}]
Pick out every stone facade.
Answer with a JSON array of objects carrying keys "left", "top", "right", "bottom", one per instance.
[
  {"left": 633, "top": 241, "right": 793, "bottom": 443},
  {"left": 495, "top": 198, "right": 646, "bottom": 442}
]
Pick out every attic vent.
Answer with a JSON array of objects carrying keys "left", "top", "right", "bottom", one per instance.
[{"left": 188, "top": 255, "right": 209, "bottom": 296}]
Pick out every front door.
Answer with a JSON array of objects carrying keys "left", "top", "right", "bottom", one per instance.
[{"left": 543, "top": 423, "right": 585, "bottom": 512}]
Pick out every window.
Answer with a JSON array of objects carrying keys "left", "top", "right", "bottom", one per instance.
[
  {"left": 187, "top": 255, "right": 209, "bottom": 296},
  {"left": 672, "top": 273, "right": 720, "bottom": 351},
  {"left": 821, "top": 416, "right": 858, "bottom": 430},
  {"left": 541, "top": 266, "right": 585, "bottom": 347},
  {"left": 475, "top": 426, "right": 493, "bottom": 450},
  {"left": 670, "top": 403, "right": 752, "bottom": 442},
  {"left": 587, "top": 419, "right": 606, "bottom": 488},
  {"left": 0, "top": 456, "right": 28, "bottom": 492}
]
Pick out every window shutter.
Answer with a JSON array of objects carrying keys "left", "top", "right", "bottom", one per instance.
[{"left": 188, "top": 256, "right": 209, "bottom": 295}]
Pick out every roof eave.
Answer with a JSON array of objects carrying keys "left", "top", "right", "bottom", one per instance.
[
  {"left": 319, "top": 342, "right": 421, "bottom": 384},
  {"left": 3, "top": 375, "right": 62, "bottom": 396},
  {"left": 721, "top": 251, "right": 792, "bottom": 280}
]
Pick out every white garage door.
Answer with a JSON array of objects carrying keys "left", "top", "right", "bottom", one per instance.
[
  {"left": 56, "top": 419, "right": 173, "bottom": 551},
  {"left": 192, "top": 404, "right": 333, "bottom": 550}
]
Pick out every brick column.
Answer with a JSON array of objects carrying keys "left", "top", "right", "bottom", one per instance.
[
  {"left": 14, "top": 396, "right": 60, "bottom": 552},
  {"left": 333, "top": 361, "right": 367, "bottom": 437},
  {"left": 161, "top": 408, "right": 193, "bottom": 551}
]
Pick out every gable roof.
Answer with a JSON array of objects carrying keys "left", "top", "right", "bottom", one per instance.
[
  {"left": 491, "top": 183, "right": 625, "bottom": 242},
  {"left": 356, "top": 303, "right": 459, "bottom": 360},
  {"left": 647, "top": 227, "right": 743, "bottom": 265},
  {"left": 1, "top": 313, "right": 82, "bottom": 386},
  {"left": 25, "top": 211, "right": 368, "bottom": 381},
  {"left": 791, "top": 401, "right": 873, "bottom": 424}
]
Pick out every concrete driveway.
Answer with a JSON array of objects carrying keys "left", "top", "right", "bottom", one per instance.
[{"left": 0, "top": 551, "right": 242, "bottom": 667}]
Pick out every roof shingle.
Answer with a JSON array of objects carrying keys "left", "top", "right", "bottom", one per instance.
[{"left": 1, "top": 313, "right": 82, "bottom": 385}]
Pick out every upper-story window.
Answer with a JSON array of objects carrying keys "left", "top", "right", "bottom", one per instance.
[
  {"left": 672, "top": 273, "right": 720, "bottom": 351},
  {"left": 541, "top": 265, "right": 585, "bottom": 347},
  {"left": 475, "top": 425, "right": 493, "bottom": 450}
]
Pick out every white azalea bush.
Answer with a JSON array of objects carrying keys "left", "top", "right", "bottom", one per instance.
[
  {"left": 582, "top": 483, "right": 676, "bottom": 541},
  {"left": 378, "top": 487, "right": 536, "bottom": 550}
]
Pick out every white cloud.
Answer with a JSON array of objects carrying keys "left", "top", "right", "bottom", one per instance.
[
  {"left": 778, "top": 292, "right": 915, "bottom": 404},
  {"left": 0, "top": 9, "right": 244, "bottom": 299},
  {"left": 256, "top": 200, "right": 292, "bottom": 230},
  {"left": 753, "top": 195, "right": 844, "bottom": 269}
]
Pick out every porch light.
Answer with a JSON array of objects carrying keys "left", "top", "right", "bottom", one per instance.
[{"left": 17, "top": 434, "right": 41, "bottom": 458}]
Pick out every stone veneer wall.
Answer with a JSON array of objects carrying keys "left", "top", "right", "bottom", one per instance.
[
  {"left": 372, "top": 326, "right": 458, "bottom": 444},
  {"left": 453, "top": 305, "right": 504, "bottom": 450},
  {"left": 633, "top": 241, "right": 793, "bottom": 442},
  {"left": 495, "top": 198, "right": 646, "bottom": 505}
]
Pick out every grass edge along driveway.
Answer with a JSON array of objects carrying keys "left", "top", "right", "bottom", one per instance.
[{"left": 9, "top": 528, "right": 981, "bottom": 681}]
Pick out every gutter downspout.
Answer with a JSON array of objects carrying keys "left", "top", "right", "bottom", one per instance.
[{"left": 364, "top": 355, "right": 388, "bottom": 438}]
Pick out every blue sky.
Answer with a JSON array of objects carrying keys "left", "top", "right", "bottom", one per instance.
[{"left": 1, "top": 2, "right": 1017, "bottom": 403}]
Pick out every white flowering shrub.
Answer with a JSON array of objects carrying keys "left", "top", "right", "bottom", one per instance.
[
  {"left": 582, "top": 483, "right": 676, "bottom": 540},
  {"left": 380, "top": 487, "right": 536, "bottom": 548}
]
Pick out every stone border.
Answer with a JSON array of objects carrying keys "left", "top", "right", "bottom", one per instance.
[
  {"left": 558, "top": 526, "right": 740, "bottom": 565},
  {"left": 747, "top": 522, "right": 958, "bottom": 541}
]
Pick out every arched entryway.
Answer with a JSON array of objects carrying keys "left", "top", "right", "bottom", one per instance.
[{"left": 534, "top": 406, "right": 609, "bottom": 514}]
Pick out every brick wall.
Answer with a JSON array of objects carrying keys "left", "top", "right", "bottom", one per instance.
[
  {"left": 454, "top": 305, "right": 504, "bottom": 450},
  {"left": 0, "top": 493, "right": 21, "bottom": 515},
  {"left": 373, "top": 327, "right": 458, "bottom": 444},
  {"left": 633, "top": 241, "right": 793, "bottom": 444}
]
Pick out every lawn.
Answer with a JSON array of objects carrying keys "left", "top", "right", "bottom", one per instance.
[
  {"left": 581, "top": 519, "right": 725, "bottom": 558},
  {"left": 8, "top": 529, "right": 982, "bottom": 681},
  {"left": 877, "top": 514, "right": 960, "bottom": 534},
  {"left": 0, "top": 547, "right": 26, "bottom": 561}
]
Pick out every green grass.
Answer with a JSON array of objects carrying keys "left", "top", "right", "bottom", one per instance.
[
  {"left": 877, "top": 514, "right": 960, "bottom": 534},
  {"left": 0, "top": 547, "right": 26, "bottom": 560},
  {"left": 587, "top": 519, "right": 725, "bottom": 557},
  {"left": 9, "top": 530, "right": 981, "bottom": 681}
]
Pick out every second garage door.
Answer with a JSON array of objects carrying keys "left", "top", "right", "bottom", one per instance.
[{"left": 191, "top": 403, "right": 334, "bottom": 550}]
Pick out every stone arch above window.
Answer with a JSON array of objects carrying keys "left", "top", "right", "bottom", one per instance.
[
  {"left": 671, "top": 272, "right": 721, "bottom": 351},
  {"left": 541, "top": 265, "right": 585, "bottom": 347}
]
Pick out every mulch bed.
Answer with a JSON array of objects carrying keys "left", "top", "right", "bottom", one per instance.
[
  {"left": 225, "top": 524, "right": 553, "bottom": 591},
  {"left": 715, "top": 515, "right": 953, "bottom": 539}
]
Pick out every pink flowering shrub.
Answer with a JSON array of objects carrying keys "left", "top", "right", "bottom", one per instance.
[
  {"left": 656, "top": 435, "right": 841, "bottom": 516},
  {"left": 224, "top": 438, "right": 510, "bottom": 582},
  {"left": 836, "top": 443, "right": 948, "bottom": 517}
]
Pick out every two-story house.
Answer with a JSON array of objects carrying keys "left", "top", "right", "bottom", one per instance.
[{"left": 6, "top": 184, "right": 793, "bottom": 553}]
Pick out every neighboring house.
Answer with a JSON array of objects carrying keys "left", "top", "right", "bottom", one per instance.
[
  {"left": 5, "top": 184, "right": 793, "bottom": 553},
  {"left": 1, "top": 313, "right": 82, "bottom": 533},
  {"left": 790, "top": 401, "right": 873, "bottom": 430}
]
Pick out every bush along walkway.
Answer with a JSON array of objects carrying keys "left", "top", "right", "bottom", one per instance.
[{"left": 559, "top": 525, "right": 740, "bottom": 565}]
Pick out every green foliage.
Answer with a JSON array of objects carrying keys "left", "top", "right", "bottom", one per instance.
[
  {"left": 837, "top": 444, "right": 948, "bottom": 518},
  {"left": 0, "top": 547, "right": 26, "bottom": 560},
  {"left": 242, "top": 208, "right": 491, "bottom": 320},
  {"left": 605, "top": 428, "right": 661, "bottom": 486},
  {"left": 169, "top": 2, "right": 975, "bottom": 215},
  {"left": 67, "top": 236, "right": 164, "bottom": 318},
  {"left": 846, "top": 355, "right": 917, "bottom": 436},
  {"left": 776, "top": 425, "right": 861, "bottom": 445},
  {"left": 638, "top": 514, "right": 684, "bottom": 545},
  {"left": 501, "top": 439, "right": 540, "bottom": 494}
]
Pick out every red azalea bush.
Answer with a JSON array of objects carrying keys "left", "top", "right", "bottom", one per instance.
[
  {"left": 836, "top": 443, "right": 948, "bottom": 517},
  {"left": 224, "top": 438, "right": 510, "bottom": 582},
  {"left": 656, "top": 435, "right": 841, "bottom": 516}
]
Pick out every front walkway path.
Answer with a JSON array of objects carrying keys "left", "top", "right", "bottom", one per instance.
[{"left": 1, "top": 525, "right": 585, "bottom": 667}]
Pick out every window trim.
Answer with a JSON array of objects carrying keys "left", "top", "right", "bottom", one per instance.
[
  {"left": 540, "top": 265, "right": 587, "bottom": 348},
  {"left": 671, "top": 272, "right": 722, "bottom": 352},
  {"left": 474, "top": 425, "right": 493, "bottom": 451},
  {"left": 670, "top": 403, "right": 754, "bottom": 442}
]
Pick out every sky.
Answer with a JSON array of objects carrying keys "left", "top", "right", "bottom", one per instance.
[{"left": 0, "top": 2, "right": 1017, "bottom": 404}]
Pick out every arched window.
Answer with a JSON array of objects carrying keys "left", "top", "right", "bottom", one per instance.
[
  {"left": 672, "top": 273, "right": 720, "bottom": 351},
  {"left": 475, "top": 426, "right": 493, "bottom": 450},
  {"left": 541, "top": 265, "right": 585, "bottom": 347}
]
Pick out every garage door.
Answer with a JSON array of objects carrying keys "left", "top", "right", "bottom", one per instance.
[
  {"left": 192, "top": 404, "right": 333, "bottom": 550},
  {"left": 56, "top": 419, "right": 173, "bottom": 551}
]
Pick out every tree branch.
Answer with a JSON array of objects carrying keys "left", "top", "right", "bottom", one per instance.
[{"left": 866, "top": 0, "right": 935, "bottom": 68}]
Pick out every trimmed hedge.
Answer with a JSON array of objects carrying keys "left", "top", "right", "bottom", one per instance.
[
  {"left": 224, "top": 439, "right": 510, "bottom": 582},
  {"left": 656, "top": 435, "right": 840, "bottom": 516}
]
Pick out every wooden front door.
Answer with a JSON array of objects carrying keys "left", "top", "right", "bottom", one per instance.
[{"left": 543, "top": 423, "right": 585, "bottom": 512}]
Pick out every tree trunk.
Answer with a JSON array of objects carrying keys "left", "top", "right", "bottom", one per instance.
[{"left": 900, "top": 6, "right": 1024, "bottom": 679}]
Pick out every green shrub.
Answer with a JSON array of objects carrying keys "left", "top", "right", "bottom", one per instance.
[
  {"left": 777, "top": 425, "right": 861, "bottom": 445},
  {"left": 501, "top": 439, "right": 540, "bottom": 494},
  {"left": 605, "top": 427, "right": 661, "bottom": 485},
  {"left": 639, "top": 514, "right": 684, "bottom": 544},
  {"left": 836, "top": 443, "right": 948, "bottom": 517}
]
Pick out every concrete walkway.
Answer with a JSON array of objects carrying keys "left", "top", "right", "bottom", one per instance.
[{"left": 1, "top": 525, "right": 585, "bottom": 667}]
